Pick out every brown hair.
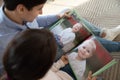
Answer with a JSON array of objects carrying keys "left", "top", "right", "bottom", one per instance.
[{"left": 3, "top": 29, "right": 57, "bottom": 80}]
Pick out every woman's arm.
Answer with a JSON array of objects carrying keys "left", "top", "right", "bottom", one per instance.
[{"left": 51, "top": 55, "right": 68, "bottom": 72}]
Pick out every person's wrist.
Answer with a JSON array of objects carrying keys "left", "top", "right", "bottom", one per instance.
[{"left": 57, "top": 13, "right": 64, "bottom": 19}]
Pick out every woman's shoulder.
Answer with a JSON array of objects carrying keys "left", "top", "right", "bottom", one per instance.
[{"left": 0, "top": 74, "right": 7, "bottom": 80}]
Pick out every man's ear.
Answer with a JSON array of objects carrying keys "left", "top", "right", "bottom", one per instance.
[{"left": 16, "top": 4, "right": 26, "bottom": 14}]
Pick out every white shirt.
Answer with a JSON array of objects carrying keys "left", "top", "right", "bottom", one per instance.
[
  {"left": 68, "top": 52, "right": 86, "bottom": 80},
  {"left": 59, "top": 28, "right": 75, "bottom": 45}
]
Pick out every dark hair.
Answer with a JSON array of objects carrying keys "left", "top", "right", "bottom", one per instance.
[
  {"left": 3, "top": 29, "right": 57, "bottom": 80},
  {"left": 3, "top": 0, "right": 47, "bottom": 10}
]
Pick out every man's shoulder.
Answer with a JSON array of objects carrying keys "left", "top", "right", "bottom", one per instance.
[
  {"left": 0, "top": 7, "right": 5, "bottom": 25},
  {"left": 0, "top": 6, "right": 3, "bottom": 23}
]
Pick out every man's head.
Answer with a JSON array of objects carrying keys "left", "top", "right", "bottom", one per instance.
[
  {"left": 3, "top": 29, "right": 57, "bottom": 80},
  {"left": 3, "top": 0, "right": 47, "bottom": 23},
  {"left": 77, "top": 39, "right": 96, "bottom": 60},
  {"left": 4, "top": 0, "right": 47, "bottom": 11}
]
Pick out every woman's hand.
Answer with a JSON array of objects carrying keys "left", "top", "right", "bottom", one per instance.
[
  {"left": 86, "top": 71, "right": 97, "bottom": 80},
  {"left": 61, "top": 55, "right": 68, "bottom": 65}
]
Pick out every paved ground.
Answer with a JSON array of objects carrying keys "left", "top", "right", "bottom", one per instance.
[{"left": 43, "top": 0, "right": 89, "bottom": 14}]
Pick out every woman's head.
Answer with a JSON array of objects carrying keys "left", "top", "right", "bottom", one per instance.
[
  {"left": 3, "top": 29, "right": 57, "bottom": 80},
  {"left": 77, "top": 39, "right": 96, "bottom": 60}
]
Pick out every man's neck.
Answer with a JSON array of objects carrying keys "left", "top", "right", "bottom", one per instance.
[{"left": 4, "top": 8, "right": 23, "bottom": 25}]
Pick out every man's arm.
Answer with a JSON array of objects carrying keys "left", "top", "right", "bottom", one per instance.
[
  {"left": 36, "top": 14, "right": 59, "bottom": 28},
  {"left": 36, "top": 10, "right": 71, "bottom": 28}
]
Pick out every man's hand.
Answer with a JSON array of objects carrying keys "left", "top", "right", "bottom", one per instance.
[{"left": 57, "top": 9, "right": 71, "bottom": 19}]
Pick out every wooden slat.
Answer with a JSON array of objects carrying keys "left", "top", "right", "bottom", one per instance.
[{"left": 101, "top": 53, "right": 120, "bottom": 80}]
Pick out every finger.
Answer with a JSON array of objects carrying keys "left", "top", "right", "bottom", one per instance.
[
  {"left": 65, "top": 54, "right": 68, "bottom": 59},
  {"left": 92, "top": 77, "right": 97, "bottom": 80},
  {"left": 88, "top": 71, "right": 92, "bottom": 79},
  {"left": 87, "top": 76, "right": 91, "bottom": 80},
  {"left": 66, "top": 14, "right": 71, "bottom": 17},
  {"left": 88, "top": 71, "right": 92, "bottom": 75},
  {"left": 64, "top": 56, "right": 68, "bottom": 60},
  {"left": 62, "top": 55, "right": 67, "bottom": 60},
  {"left": 65, "top": 14, "right": 71, "bottom": 18},
  {"left": 64, "top": 10, "right": 71, "bottom": 14}
]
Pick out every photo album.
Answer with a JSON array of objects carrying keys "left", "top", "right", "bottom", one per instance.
[{"left": 49, "top": 9, "right": 117, "bottom": 80}]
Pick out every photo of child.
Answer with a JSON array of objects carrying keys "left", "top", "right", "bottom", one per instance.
[
  {"left": 54, "top": 23, "right": 83, "bottom": 60},
  {"left": 59, "top": 23, "right": 82, "bottom": 46},
  {"left": 67, "top": 39, "right": 96, "bottom": 79},
  {"left": 55, "top": 23, "right": 85, "bottom": 52}
]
